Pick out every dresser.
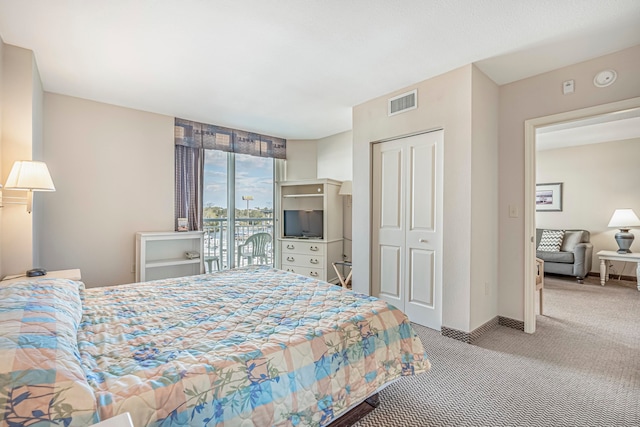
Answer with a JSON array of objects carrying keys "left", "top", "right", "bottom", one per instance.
[
  {"left": 280, "top": 239, "right": 343, "bottom": 282},
  {"left": 277, "top": 179, "right": 344, "bottom": 283}
]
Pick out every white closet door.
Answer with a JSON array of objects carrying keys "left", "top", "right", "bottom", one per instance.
[
  {"left": 372, "top": 130, "right": 443, "bottom": 330},
  {"left": 372, "top": 141, "right": 405, "bottom": 310}
]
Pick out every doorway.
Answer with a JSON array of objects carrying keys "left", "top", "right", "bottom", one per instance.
[{"left": 523, "top": 97, "right": 640, "bottom": 333}]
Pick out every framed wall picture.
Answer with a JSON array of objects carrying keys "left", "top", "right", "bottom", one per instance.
[{"left": 536, "top": 182, "right": 563, "bottom": 212}]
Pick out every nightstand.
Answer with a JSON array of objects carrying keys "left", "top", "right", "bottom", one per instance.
[{"left": 0, "top": 269, "right": 82, "bottom": 285}]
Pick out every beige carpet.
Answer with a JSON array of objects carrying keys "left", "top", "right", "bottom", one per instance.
[{"left": 355, "top": 275, "right": 640, "bottom": 426}]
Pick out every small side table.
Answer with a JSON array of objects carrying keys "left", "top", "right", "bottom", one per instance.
[
  {"left": 0, "top": 269, "right": 82, "bottom": 285},
  {"left": 332, "top": 261, "right": 352, "bottom": 288},
  {"left": 597, "top": 250, "right": 640, "bottom": 291}
]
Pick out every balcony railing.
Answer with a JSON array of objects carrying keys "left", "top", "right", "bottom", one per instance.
[{"left": 203, "top": 217, "right": 274, "bottom": 272}]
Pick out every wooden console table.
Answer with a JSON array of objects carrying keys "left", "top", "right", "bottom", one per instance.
[{"left": 597, "top": 250, "right": 640, "bottom": 291}]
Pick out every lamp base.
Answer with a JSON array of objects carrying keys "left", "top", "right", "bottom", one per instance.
[{"left": 614, "top": 229, "right": 634, "bottom": 254}]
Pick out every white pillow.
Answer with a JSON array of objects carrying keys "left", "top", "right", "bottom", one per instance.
[{"left": 537, "top": 229, "right": 565, "bottom": 252}]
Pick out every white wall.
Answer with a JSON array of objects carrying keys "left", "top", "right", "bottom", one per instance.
[
  {"left": 317, "top": 130, "right": 353, "bottom": 261},
  {"left": 470, "top": 66, "right": 499, "bottom": 329},
  {"left": 0, "top": 37, "right": 4, "bottom": 278},
  {"left": 353, "top": 65, "right": 491, "bottom": 332},
  {"left": 285, "top": 139, "right": 317, "bottom": 181},
  {"left": 498, "top": 45, "right": 640, "bottom": 322},
  {"left": 31, "top": 55, "right": 44, "bottom": 268},
  {"left": 42, "top": 94, "right": 174, "bottom": 287},
  {"left": 1, "top": 44, "right": 42, "bottom": 276},
  {"left": 317, "top": 130, "right": 352, "bottom": 182},
  {"left": 536, "top": 139, "right": 640, "bottom": 275}
]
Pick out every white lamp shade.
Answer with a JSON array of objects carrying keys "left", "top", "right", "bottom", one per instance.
[
  {"left": 339, "top": 180, "right": 352, "bottom": 195},
  {"left": 608, "top": 209, "right": 640, "bottom": 228},
  {"left": 4, "top": 160, "right": 55, "bottom": 191}
]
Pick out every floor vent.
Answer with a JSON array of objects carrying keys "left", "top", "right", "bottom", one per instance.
[{"left": 388, "top": 89, "right": 417, "bottom": 116}]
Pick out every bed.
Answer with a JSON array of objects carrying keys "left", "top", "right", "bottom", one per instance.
[{"left": 0, "top": 266, "right": 430, "bottom": 426}]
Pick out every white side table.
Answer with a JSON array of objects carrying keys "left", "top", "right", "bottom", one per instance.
[
  {"left": 0, "top": 269, "right": 82, "bottom": 285},
  {"left": 597, "top": 250, "right": 640, "bottom": 291}
]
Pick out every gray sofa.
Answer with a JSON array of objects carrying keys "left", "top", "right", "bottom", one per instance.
[{"left": 536, "top": 229, "right": 593, "bottom": 283}]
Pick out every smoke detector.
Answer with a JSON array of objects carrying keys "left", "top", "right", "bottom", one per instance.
[{"left": 593, "top": 69, "right": 617, "bottom": 88}]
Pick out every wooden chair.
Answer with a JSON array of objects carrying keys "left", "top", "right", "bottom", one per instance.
[{"left": 536, "top": 257, "right": 544, "bottom": 315}]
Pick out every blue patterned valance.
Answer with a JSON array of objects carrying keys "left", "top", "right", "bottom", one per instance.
[{"left": 174, "top": 118, "right": 286, "bottom": 159}]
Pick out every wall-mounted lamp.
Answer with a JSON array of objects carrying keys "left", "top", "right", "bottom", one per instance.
[
  {"left": 2, "top": 160, "right": 56, "bottom": 213},
  {"left": 339, "top": 180, "right": 352, "bottom": 209},
  {"left": 338, "top": 180, "right": 352, "bottom": 196},
  {"left": 608, "top": 208, "right": 640, "bottom": 253}
]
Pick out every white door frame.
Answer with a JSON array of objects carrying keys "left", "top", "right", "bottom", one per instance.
[{"left": 523, "top": 96, "right": 640, "bottom": 333}]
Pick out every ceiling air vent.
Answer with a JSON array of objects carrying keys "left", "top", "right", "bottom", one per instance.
[{"left": 388, "top": 89, "right": 417, "bottom": 116}]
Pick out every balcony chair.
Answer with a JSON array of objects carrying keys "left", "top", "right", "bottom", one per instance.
[
  {"left": 205, "top": 255, "right": 220, "bottom": 273},
  {"left": 237, "top": 232, "right": 272, "bottom": 267},
  {"left": 204, "top": 227, "right": 221, "bottom": 273}
]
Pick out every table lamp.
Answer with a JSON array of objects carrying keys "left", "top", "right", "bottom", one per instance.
[{"left": 608, "top": 208, "right": 640, "bottom": 253}]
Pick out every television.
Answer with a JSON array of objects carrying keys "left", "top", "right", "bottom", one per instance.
[{"left": 283, "top": 210, "right": 323, "bottom": 239}]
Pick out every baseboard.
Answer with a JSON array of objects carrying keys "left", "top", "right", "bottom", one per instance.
[
  {"left": 587, "top": 271, "right": 636, "bottom": 282},
  {"left": 441, "top": 316, "right": 499, "bottom": 344},
  {"left": 498, "top": 316, "right": 525, "bottom": 331}
]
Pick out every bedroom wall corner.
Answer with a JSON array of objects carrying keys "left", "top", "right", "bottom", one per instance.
[
  {"left": 498, "top": 44, "right": 640, "bottom": 322},
  {"left": 317, "top": 130, "right": 352, "bottom": 182},
  {"left": 285, "top": 139, "right": 317, "bottom": 181},
  {"left": 42, "top": 94, "right": 174, "bottom": 287},
  {"left": 0, "top": 36, "right": 4, "bottom": 279},
  {"left": 317, "top": 130, "right": 353, "bottom": 261},
  {"left": 30, "top": 53, "right": 44, "bottom": 269},
  {"left": 1, "top": 44, "right": 38, "bottom": 277},
  {"left": 469, "top": 66, "right": 499, "bottom": 331},
  {"left": 352, "top": 65, "right": 474, "bottom": 333}
]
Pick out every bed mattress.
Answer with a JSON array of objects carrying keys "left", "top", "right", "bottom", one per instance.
[{"left": 1, "top": 266, "right": 430, "bottom": 426}]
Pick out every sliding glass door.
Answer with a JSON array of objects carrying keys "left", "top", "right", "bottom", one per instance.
[{"left": 203, "top": 150, "right": 274, "bottom": 271}]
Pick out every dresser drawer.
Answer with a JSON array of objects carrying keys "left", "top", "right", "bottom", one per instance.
[
  {"left": 281, "top": 265, "right": 324, "bottom": 280},
  {"left": 282, "top": 254, "right": 324, "bottom": 267},
  {"left": 281, "top": 241, "right": 325, "bottom": 256}
]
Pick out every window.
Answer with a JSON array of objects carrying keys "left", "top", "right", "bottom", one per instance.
[
  {"left": 174, "top": 118, "right": 286, "bottom": 271},
  {"left": 203, "top": 151, "right": 275, "bottom": 271}
]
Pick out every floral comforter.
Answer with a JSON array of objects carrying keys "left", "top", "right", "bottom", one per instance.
[{"left": 1, "top": 266, "right": 430, "bottom": 426}]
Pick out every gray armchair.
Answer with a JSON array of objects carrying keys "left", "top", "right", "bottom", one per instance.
[{"left": 536, "top": 229, "right": 593, "bottom": 283}]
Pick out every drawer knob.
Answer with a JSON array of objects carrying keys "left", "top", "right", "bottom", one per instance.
[
  {"left": 310, "top": 259, "right": 319, "bottom": 264},
  {"left": 287, "top": 256, "right": 295, "bottom": 262},
  {"left": 310, "top": 246, "right": 319, "bottom": 251},
  {"left": 287, "top": 244, "right": 295, "bottom": 250}
]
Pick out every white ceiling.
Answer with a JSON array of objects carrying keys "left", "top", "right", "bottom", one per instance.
[
  {"left": 536, "top": 108, "right": 640, "bottom": 151},
  {"left": 1, "top": 0, "right": 639, "bottom": 140}
]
